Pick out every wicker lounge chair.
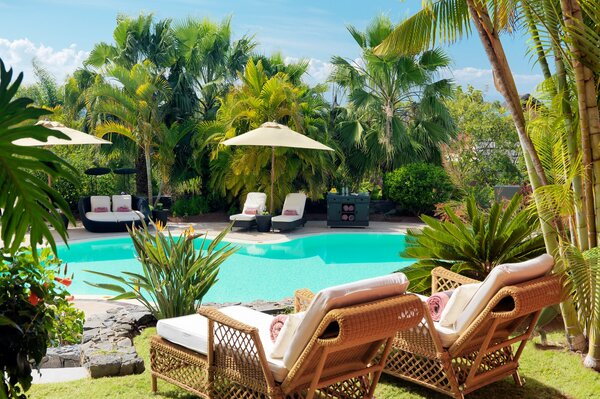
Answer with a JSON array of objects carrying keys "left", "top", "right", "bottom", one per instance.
[
  {"left": 78, "top": 195, "right": 150, "bottom": 233},
  {"left": 296, "top": 255, "right": 563, "bottom": 399},
  {"left": 150, "top": 274, "right": 423, "bottom": 399},
  {"left": 272, "top": 193, "right": 307, "bottom": 232},
  {"left": 230, "top": 192, "right": 267, "bottom": 229}
]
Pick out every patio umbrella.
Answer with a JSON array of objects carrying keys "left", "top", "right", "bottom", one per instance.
[
  {"left": 222, "top": 121, "right": 333, "bottom": 213},
  {"left": 113, "top": 167, "right": 137, "bottom": 193},
  {"left": 13, "top": 121, "right": 112, "bottom": 146}
]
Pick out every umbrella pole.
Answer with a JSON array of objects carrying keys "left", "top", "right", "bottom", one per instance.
[{"left": 270, "top": 146, "right": 275, "bottom": 214}]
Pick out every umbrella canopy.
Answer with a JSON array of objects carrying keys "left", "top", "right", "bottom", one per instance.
[
  {"left": 222, "top": 122, "right": 333, "bottom": 151},
  {"left": 13, "top": 121, "right": 112, "bottom": 146},
  {"left": 222, "top": 122, "right": 333, "bottom": 213}
]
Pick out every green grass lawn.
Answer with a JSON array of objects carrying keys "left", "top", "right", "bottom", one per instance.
[{"left": 30, "top": 329, "right": 600, "bottom": 399}]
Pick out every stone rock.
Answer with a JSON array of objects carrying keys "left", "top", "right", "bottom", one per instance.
[{"left": 86, "top": 354, "right": 122, "bottom": 378}]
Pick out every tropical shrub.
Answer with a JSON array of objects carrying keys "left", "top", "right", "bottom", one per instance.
[
  {"left": 384, "top": 163, "right": 453, "bottom": 215},
  {"left": 0, "top": 248, "right": 77, "bottom": 398},
  {"left": 86, "top": 224, "right": 237, "bottom": 319},
  {"left": 401, "top": 194, "right": 546, "bottom": 293},
  {"left": 172, "top": 195, "right": 211, "bottom": 217},
  {"left": 49, "top": 301, "right": 85, "bottom": 347}
]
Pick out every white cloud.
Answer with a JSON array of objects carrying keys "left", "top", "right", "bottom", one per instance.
[
  {"left": 283, "top": 56, "right": 334, "bottom": 86},
  {"left": 442, "top": 66, "right": 544, "bottom": 100},
  {"left": 0, "top": 38, "right": 89, "bottom": 85}
]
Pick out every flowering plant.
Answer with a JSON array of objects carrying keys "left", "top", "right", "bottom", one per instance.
[{"left": 0, "top": 247, "right": 81, "bottom": 398}]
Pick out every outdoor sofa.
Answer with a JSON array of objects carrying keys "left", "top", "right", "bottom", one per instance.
[
  {"left": 295, "top": 254, "right": 562, "bottom": 398},
  {"left": 79, "top": 194, "right": 150, "bottom": 233},
  {"left": 150, "top": 273, "right": 423, "bottom": 399},
  {"left": 271, "top": 193, "right": 307, "bottom": 232},
  {"left": 229, "top": 192, "right": 267, "bottom": 229}
]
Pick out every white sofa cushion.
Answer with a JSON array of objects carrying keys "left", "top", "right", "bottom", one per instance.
[
  {"left": 439, "top": 283, "right": 481, "bottom": 327},
  {"left": 86, "top": 212, "right": 119, "bottom": 222},
  {"left": 157, "top": 306, "right": 288, "bottom": 382},
  {"left": 112, "top": 195, "right": 132, "bottom": 212},
  {"left": 454, "top": 254, "right": 554, "bottom": 334},
  {"left": 116, "top": 211, "right": 145, "bottom": 222},
  {"left": 282, "top": 273, "right": 410, "bottom": 370},
  {"left": 90, "top": 196, "right": 111, "bottom": 212},
  {"left": 270, "top": 312, "right": 305, "bottom": 359}
]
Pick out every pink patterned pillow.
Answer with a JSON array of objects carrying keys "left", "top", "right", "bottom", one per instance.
[
  {"left": 283, "top": 209, "right": 298, "bottom": 216},
  {"left": 117, "top": 206, "right": 131, "bottom": 212},
  {"left": 244, "top": 208, "right": 258, "bottom": 215},
  {"left": 270, "top": 314, "right": 288, "bottom": 342},
  {"left": 93, "top": 207, "right": 109, "bottom": 213}
]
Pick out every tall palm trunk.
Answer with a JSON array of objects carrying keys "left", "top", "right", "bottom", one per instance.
[
  {"left": 465, "top": 0, "right": 586, "bottom": 350},
  {"left": 136, "top": 148, "right": 148, "bottom": 197},
  {"left": 144, "top": 142, "right": 153, "bottom": 202},
  {"left": 561, "top": 0, "right": 600, "bottom": 366}
]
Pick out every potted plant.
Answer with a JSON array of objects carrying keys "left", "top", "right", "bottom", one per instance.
[{"left": 151, "top": 202, "right": 169, "bottom": 226}]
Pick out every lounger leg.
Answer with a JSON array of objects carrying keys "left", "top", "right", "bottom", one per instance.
[
  {"left": 513, "top": 370, "right": 524, "bottom": 387},
  {"left": 151, "top": 375, "right": 157, "bottom": 393}
]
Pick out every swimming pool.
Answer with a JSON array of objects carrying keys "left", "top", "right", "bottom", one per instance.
[{"left": 58, "top": 233, "right": 415, "bottom": 303}]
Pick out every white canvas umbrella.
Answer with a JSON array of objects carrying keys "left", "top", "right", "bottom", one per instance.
[
  {"left": 13, "top": 120, "right": 112, "bottom": 146},
  {"left": 222, "top": 122, "right": 334, "bottom": 213}
]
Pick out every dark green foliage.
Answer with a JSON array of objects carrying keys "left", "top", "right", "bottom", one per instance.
[
  {"left": 0, "top": 59, "right": 76, "bottom": 256},
  {"left": 172, "top": 195, "right": 211, "bottom": 217},
  {"left": 401, "top": 194, "right": 546, "bottom": 293},
  {"left": 85, "top": 224, "right": 237, "bottom": 319},
  {"left": 384, "top": 163, "right": 453, "bottom": 215},
  {"left": 0, "top": 248, "right": 78, "bottom": 398}
]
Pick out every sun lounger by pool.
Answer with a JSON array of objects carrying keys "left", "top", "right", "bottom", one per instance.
[
  {"left": 229, "top": 192, "right": 267, "bottom": 229},
  {"left": 271, "top": 193, "right": 307, "bottom": 232}
]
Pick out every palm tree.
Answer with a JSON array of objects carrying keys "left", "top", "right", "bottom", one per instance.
[
  {"left": 205, "top": 59, "right": 334, "bottom": 210},
  {"left": 375, "top": 0, "right": 588, "bottom": 353},
  {"left": 330, "top": 15, "right": 455, "bottom": 178},
  {"left": 89, "top": 61, "right": 171, "bottom": 201}
]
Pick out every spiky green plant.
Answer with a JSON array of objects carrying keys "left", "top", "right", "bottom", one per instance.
[
  {"left": 85, "top": 224, "right": 237, "bottom": 319},
  {"left": 402, "top": 194, "right": 546, "bottom": 293}
]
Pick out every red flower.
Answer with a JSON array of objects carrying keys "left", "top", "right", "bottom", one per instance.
[
  {"left": 28, "top": 292, "right": 40, "bottom": 306},
  {"left": 55, "top": 277, "right": 72, "bottom": 287},
  {"left": 66, "top": 295, "right": 75, "bottom": 301}
]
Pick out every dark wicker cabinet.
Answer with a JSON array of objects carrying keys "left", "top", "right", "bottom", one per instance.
[{"left": 327, "top": 193, "right": 370, "bottom": 227}]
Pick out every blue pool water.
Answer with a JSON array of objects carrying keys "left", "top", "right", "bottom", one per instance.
[{"left": 58, "top": 233, "right": 414, "bottom": 303}]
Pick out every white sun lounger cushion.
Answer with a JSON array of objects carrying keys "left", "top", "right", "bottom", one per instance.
[
  {"left": 112, "top": 195, "right": 132, "bottom": 212},
  {"left": 453, "top": 254, "right": 554, "bottom": 335},
  {"left": 242, "top": 192, "right": 267, "bottom": 213},
  {"left": 229, "top": 213, "right": 257, "bottom": 221},
  {"left": 282, "top": 273, "right": 410, "bottom": 370},
  {"left": 156, "top": 306, "right": 288, "bottom": 381},
  {"left": 90, "top": 196, "right": 111, "bottom": 212},
  {"left": 279, "top": 193, "right": 306, "bottom": 217}
]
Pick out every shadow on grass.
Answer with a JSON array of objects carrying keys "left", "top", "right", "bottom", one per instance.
[{"left": 378, "top": 374, "right": 568, "bottom": 399}]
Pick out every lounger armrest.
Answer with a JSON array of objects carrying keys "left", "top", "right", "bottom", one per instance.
[
  {"left": 393, "top": 300, "right": 447, "bottom": 357},
  {"left": 294, "top": 288, "right": 315, "bottom": 312},
  {"left": 198, "top": 306, "right": 277, "bottom": 388},
  {"left": 431, "top": 267, "right": 480, "bottom": 293}
]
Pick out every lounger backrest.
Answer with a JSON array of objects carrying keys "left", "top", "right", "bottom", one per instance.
[
  {"left": 281, "top": 193, "right": 307, "bottom": 217},
  {"left": 242, "top": 192, "right": 267, "bottom": 213},
  {"left": 282, "top": 273, "right": 409, "bottom": 369},
  {"left": 453, "top": 254, "right": 554, "bottom": 334}
]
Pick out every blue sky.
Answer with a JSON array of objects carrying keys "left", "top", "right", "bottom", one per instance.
[{"left": 0, "top": 0, "right": 542, "bottom": 100}]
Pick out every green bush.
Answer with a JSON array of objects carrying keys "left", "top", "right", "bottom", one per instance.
[
  {"left": 0, "top": 248, "right": 78, "bottom": 397},
  {"left": 384, "top": 163, "right": 453, "bottom": 215},
  {"left": 172, "top": 195, "right": 210, "bottom": 217},
  {"left": 85, "top": 224, "right": 237, "bottom": 319},
  {"left": 401, "top": 194, "right": 546, "bottom": 293}
]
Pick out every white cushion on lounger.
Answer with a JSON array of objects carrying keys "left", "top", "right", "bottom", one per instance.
[
  {"left": 156, "top": 306, "right": 288, "bottom": 382},
  {"left": 434, "top": 322, "right": 461, "bottom": 347},
  {"left": 271, "top": 215, "right": 302, "bottom": 223},
  {"left": 112, "top": 195, "right": 132, "bottom": 212},
  {"left": 86, "top": 212, "right": 119, "bottom": 222},
  {"left": 280, "top": 193, "right": 306, "bottom": 217},
  {"left": 229, "top": 213, "right": 257, "bottom": 221},
  {"left": 242, "top": 192, "right": 267, "bottom": 213},
  {"left": 115, "top": 211, "right": 145, "bottom": 222},
  {"left": 90, "top": 196, "right": 111, "bottom": 212},
  {"left": 454, "top": 254, "right": 554, "bottom": 335},
  {"left": 282, "top": 273, "right": 410, "bottom": 370}
]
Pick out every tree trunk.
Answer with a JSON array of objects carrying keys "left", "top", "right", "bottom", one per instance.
[
  {"left": 136, "top": 148, "right": 148, "bottom": 197},
  {"left": 466, "top": 0, "right": 587, "bottom": 351},
  {"left": 144, "top": 143, "right": 153, "bottom": 202},
  {"left": 584, "top": 324, "right": 600, "bottom": 371},
  {"left": 561, "top": 0, "right": 600, "bottom": 361}
]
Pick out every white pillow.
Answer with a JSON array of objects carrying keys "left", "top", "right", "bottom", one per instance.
[
  {"left": 454, "top": 254, "right": 554, "bottom": 334},
  {"left": 438, "top": 283, "right": 481, "bottom": 327},
  {"left": 112, "top": 195, "right": 132, "bottom": 212},
  {"left": 282, "top": 273, "right": 409, "bottom": 369},
  {"left": 270, "top": 312, "right": 305, "bottom": 359},
  {"left": 90, "top": 196, "right": 111, "bottom": 212}
]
